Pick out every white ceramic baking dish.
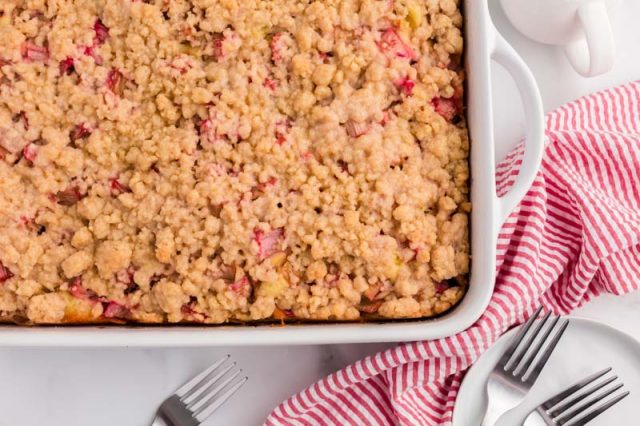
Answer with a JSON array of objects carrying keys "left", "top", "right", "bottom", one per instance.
[{"left": 0, "top": 0, "right": 544, "bottom": 346}]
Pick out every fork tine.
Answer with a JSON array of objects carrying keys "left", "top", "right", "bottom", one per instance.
[
  {"left": 515, "top": 314, "right": 558, "bottom": 377},
  {"left": 188, "top": 368, "right": 241, "bottom": 411},
  {"left": 194, "top": 375, "right": 248, "bottom": 421},
  {"left": 541, "top": 368, "right": 612, "bottom": 410},
  {"left": 555, "top": 383, "right": 624, "bottom": 425},
  {"left": 522, "top": 319, "right": 569, "bottom": 384},
  {"left": 568, "top": 391, "right": 630, "bottom": 426},
  {"left": 548, "top": 374, "right": 617, "bottom": 417},
  {"left": 508, "top": 311, "right": 552, "bottom": 373},
  {"left": 182, "top": 362, "right": 236, "bottom": 405},
  {"left": 175, "top": 355, "right": 230, "bottom": 396},
  {"left": 497, "top": 306, "right": 543, "bottom": 368}
]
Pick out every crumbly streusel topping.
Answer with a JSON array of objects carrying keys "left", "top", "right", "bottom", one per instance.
[{"left": 0, "top": 0, "right": 469, "bottom": 324}]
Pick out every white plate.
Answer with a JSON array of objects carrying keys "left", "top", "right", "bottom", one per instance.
[{"left": 453, "top": 317, "right": 640, "bottom": 426}]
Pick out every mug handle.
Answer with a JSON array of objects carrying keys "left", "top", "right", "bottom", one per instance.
[{"left": 564, "top": 1, "right": 615, "bottom": 77}]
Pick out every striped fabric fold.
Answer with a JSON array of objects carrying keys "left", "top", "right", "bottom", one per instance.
[{"left": 266, "top": 81, "right": 640, "bottom": 426}]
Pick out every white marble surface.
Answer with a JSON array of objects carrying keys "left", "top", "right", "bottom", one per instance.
[{"left": 2, "top": 1, "right": 640, "bottom": 425}]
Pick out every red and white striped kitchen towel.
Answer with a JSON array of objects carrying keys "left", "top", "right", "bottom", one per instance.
[{"left": 266, "top": 81, "right": 640, "bottom": 426}]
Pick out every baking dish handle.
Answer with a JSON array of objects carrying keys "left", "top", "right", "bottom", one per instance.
[{"left": 491, "top": 34, "right": 545, "bottom": 227}]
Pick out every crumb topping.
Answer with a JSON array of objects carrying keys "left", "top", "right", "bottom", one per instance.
[{"left": 0, "top": 0, "right": 469, "bottom": 324}]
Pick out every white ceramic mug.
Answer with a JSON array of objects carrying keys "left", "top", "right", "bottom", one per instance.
[{"left": 500, "top": 0, "right": 620, "bottom": 77}]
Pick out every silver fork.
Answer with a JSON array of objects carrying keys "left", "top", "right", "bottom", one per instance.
[
  {"left": 152, "top": 355, "right": 248, "bottom": 426},
  {"left": 480, "top": 307, "right": 570, "bottom": 426},
  {"left": 523, "top": 368, "right": 630, "bottom": 425}
]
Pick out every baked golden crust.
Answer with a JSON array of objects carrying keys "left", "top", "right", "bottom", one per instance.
[{"left": 0, "top": 0, "right": 469, "bottom": 325}]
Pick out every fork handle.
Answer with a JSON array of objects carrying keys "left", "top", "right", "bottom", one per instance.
[
  {"left": 480, "top": 403, "right": 504, "bottom": 426},
  {"left": 479, "top": 389, "right": 509, "bottom": 426}
]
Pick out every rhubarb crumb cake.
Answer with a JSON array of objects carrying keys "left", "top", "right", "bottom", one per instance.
[{"left": 0, "top": 0, "right": 470, "bottom": 325}]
